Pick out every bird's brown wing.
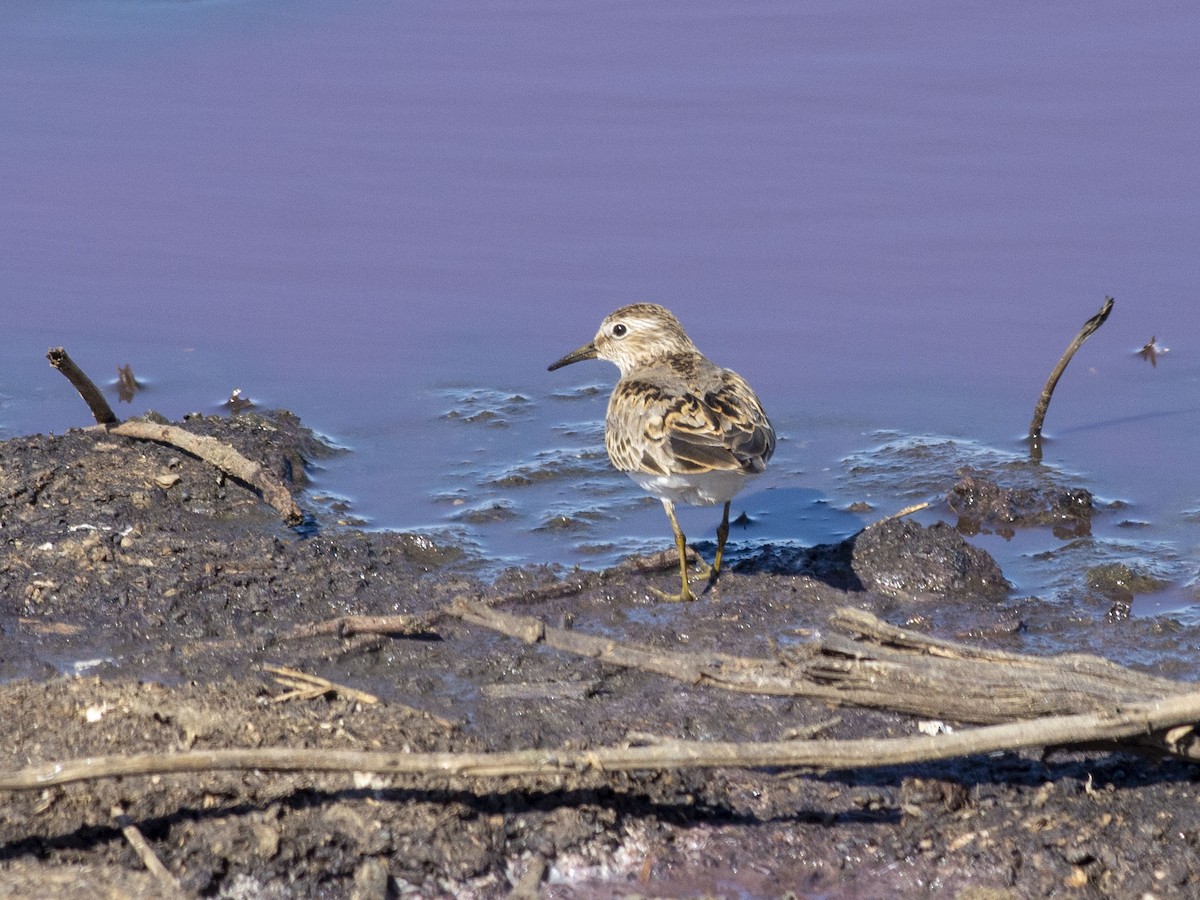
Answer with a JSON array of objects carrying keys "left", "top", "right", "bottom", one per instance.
[{"left": 606, "top": 372, "right": 775, "bottom": 476}]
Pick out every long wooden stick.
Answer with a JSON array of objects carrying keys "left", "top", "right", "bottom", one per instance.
[
  {"left": 192, "top": 599, "right": 1191, "bottom": 733},
  {"left": 4, "top": 605, "right": 1199, "bottom": 793},
  {"left": 2, "top": 690, "right": 1199, "bottom": 791}
]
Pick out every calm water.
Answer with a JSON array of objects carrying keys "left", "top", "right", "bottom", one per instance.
[{"left": 3, "top": 1, "right": 1199, "bottom": 617}]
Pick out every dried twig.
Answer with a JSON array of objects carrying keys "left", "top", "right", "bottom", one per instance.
[
  {"left": 264, "top": 664, "right": 380, "bottom": 705},
  {"left": 864, "top": 500, "right": 932, "bottom": 529},
  {"left": 3, "top": 607, "right": 1199, "bottom": 793},
  {"left": 276, "top": 612, "right": 439, "bottom": 642},
  {"left": 182, "top": 553, "right": 701, "bottom": 661},
  {"left": 481, "top": 680, "right": 601, "bottom": 701},
  {"left": 174, "top": 611, "right": 440, "bottom": 660},
  {"left": 188, "top": 598, "right": 1195, "bottom": 755},
  {"left": 262, "top": 660, "right": 457, "bottom": 730},
  {"left": 1028, "top": 297, "right": 1114, "bottom": 459},
  {"left": 46, "top": 347, "right": 119, "bottom": 425},
  {"left": 113, "top": 805, "right": 187, "bottom": 898},
  {"left": 250, "top": 599, "right": 1189, "bottom": 730},
  {"left": 2, "top": 690, "right": 1200, "bottom": 791}
]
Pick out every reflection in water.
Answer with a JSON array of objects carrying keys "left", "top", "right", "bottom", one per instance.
[{"left": 115, "top": 363, "right": 141, "bottom": 403}]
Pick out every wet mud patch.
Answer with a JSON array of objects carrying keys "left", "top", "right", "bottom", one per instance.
[{"left": 3, "top": 412, "right": 1200, "bottom": 897}]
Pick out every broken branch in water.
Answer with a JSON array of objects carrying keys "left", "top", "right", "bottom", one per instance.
[
  {"left": 46, "top": 347, "right": 120, "bottom": 425},
  {"left": 116, "top": 363, "right": 142, "bottom": 403},
  {"left": 1028, "top": 296, "right": 1114, "bottom": 460}
]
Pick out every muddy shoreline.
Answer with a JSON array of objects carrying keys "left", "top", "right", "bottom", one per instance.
[{"left": 2, "top": 411, "right": 1198, "bottom": 898}]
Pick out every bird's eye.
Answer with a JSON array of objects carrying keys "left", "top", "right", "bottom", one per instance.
[{"left": 611, "top": 323, "right": 627, "bottom": 337}]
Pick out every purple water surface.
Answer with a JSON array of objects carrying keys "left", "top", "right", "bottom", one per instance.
[{"left": 2, "top": 0, "right": 1199, "bottom": 611}]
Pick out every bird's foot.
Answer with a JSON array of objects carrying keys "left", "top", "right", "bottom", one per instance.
[{"left": 650, "top": 583, "right": 698, "bottom": 603}]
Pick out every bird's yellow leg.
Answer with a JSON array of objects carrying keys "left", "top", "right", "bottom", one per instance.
[
  {"left": 706, "top": 501, "right": 732, "bottom": 589},
  {"left": 652, "top": 500, "right": 698, "bottom": 602}
]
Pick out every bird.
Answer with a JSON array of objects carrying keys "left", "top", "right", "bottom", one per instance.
[{"left": 548, "top": 303, "right": 775, "bottom": 601}]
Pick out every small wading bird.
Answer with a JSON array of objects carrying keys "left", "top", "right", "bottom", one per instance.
[{"left": 548, "top": 303, "right": 775, "bottom": 601}]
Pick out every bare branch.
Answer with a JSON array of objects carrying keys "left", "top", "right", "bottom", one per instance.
[{"left": 108, "top": 420, "right": 304, "bottom": 526}]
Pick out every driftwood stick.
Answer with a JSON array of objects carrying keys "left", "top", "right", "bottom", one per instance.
[
  {"left": 447, "top": 599, "right": 1189, "bottom": 721},
  {"left": 108, "top": 420, "right": 304, "bottom": 526},
  {"left": 2, "top": 690, "right": 1200, "bottom": 791},
  {"left": 176, "top": 611, "right": 441, "bottom": 657},
  {"left": 181, "top": 550, "right": 734, "bottom": 655},
  {"left": 277, "top": 612, "right": 439, "bottom": 641},
  {"left": 46, "top": 347, "right": 119, "bottom": 425},
  {"left": 1028, "top": 296, "right": 1114, "bottom": 458},
  {"left": 449, "top": 597, "right": 808, "bottom": 697},
  {"left": 828, "top": 606, "right": 1180, "bottom": 695},
  {"left": 863, "top": 500, "right": 932, "bottom": 530}
]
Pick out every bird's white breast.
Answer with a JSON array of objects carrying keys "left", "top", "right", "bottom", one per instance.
[{"left": 627, "top": 469, "right": 755, "bottom": 507}]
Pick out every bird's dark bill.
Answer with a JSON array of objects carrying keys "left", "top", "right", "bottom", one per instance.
[{"left": 547, "top": 342, "right": 599, "bottom": 371}]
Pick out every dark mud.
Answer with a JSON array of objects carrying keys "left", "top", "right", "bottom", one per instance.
[{"left": 2, "top": 412, "right": 1199, "bottom": 898}]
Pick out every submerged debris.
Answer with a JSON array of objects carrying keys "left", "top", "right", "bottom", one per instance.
[
  {"left": 949, "top": 468, "right": 1094, "bottom": 539},
  {"left": 224, "top": 387, "right": 255, "bottom": 414},
  {"left": 1086, "top": 562, "right": 1170, "bottom": 603},
  {"left": 1138, "top": 335, "right": 1167, "bottom": 367}
]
